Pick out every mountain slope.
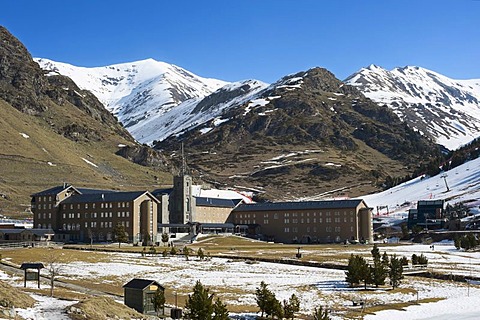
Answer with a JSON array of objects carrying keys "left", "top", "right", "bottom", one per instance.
[
  {"left": 34, "top": 58, "right": 229, "bottom": 142},
  {"left": 0, "top": 26, "right": 171, "bottom": 217},
  {"left": 154, "top": 68, "right": 441, "bottom": 200},
  {"left": 345, "top": 65, "right": 480, "bottom": 150}
]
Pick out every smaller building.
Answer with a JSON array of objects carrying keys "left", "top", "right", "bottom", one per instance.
[
  {"left": 408, "top": 200, "right": 446, "bottom": 229},
  {"left": 123, "top": 278, "right": 165, "bottom": 315},
  {"left": 0, "top": 228, "right": 54, "bottom": 242}
]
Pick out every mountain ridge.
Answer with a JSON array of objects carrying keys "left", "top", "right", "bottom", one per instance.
[{"left": 345, "top": 65, "right": 480, "bottom": 150}]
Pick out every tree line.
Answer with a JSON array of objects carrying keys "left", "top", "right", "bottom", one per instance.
[{"left": 345, "top": 244, "right": 428, "bottom": 289}]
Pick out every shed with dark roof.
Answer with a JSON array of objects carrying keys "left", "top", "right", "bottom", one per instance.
[{"left": 123, "top": 278, "right": 165, "bottom": 315}]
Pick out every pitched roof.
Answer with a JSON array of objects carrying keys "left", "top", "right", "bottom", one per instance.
[
  {"left": 195, "top": 197, "right": 238, "bottom": 208},
  {"left": 123, "top": 278, "right": 164, "bottom": 290},
  {"left": 20, "top": 263, "right": 45, "bottom": 270},
  {"left": 61, "top": 191, "right": 159, "bottom": 204},
  {"left": 31, "top": 185, "right": 72, "bottom": 196},
  {"left": 233, "top": 199, "right": 366, "bottom": 212}
]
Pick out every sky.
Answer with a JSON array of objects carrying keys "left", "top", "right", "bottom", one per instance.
[{"left": 1, "top": 0, "right": 479, "bottom": 83}]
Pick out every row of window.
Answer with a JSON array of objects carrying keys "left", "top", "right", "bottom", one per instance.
[
  {"left": 61, "top": 220, "right": 130, "bottom": 231},
  {"left": 284, "top": 226, "right": 354, "bottom": 233},
  {"left": 238, "top": 211, "right": 355, "bottom": 219},
  {"left": 284, "top": 217, "right": 354, "bottom": 224},
  {"left": 61, "top": 211, "right": 131, "bottom": 219},
  {"left": 238, "top": 217, "right": 355, "bottom": 225},
  {"left": 62, "top": 202, "right": 130, "bottom": 210}
]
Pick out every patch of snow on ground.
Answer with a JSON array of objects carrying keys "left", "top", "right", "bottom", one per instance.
[
  {"left": 19, "top": 133, "right": 29, "bottom": 139},
  {"left": 15, "top": 294, "right": 76, "bottom": 320},
  {"left": 81, "top": 158, "right": 98, "bottom": 168}
]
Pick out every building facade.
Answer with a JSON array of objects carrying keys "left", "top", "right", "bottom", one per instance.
[
  {"left": 231, "top": 199, "right": 373, "bottom": 244},
  {"left": 407, "top": 200, "right": 446, "bottom": 229},
  {"left": 32, "top": 184, "right": 159, "bottom": 243}
]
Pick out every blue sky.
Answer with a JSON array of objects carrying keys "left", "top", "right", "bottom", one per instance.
[{"left": 2, "top": 0, "right": 479, "bottom": 83}]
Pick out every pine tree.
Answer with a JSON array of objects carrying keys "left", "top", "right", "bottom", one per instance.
[
  {"left": 151, "top": 287, "right": 165, "bottom": 316},
  {"left": 212, "top": 298, "right": 229, "bottom": 320},
  {"left": 313, "top": 306, "right": 331, "bottom": 320},
  {"left": 370, "top": 244, "right": 387, "bottom": 287},
  {"left": 183, "top": 246, "right": 191, "bottom": 260},
  {"left": 113, "top": 223, "right": 128, "bottom": 248},
  {"left": 345, "top": 254, "right": 361, "bottom": 287},
  {"left": 389, "top": 254, "right": 404, "bottom": 289},
  {"left": 197, "top": 248, "right": 205, "bottom": 260},
  {"left": 283, "top": 294, "right": 300, "bottom": 320},
  {"left": 184, "top": 280, "right": 214, "bottom": 320},
  {"left": 255, "top": 281, "right": 272, "bottom": 318},
  {"left": 358, "top": 257, "right": 372, "bottom": 289}
]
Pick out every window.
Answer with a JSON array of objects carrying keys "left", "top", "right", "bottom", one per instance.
[
  {"left": 126, "top": 202, "right": 129, "bottom": 207},
  {"left": 62, "top": 213, "right": 66, "bottom": 219},
  {"left": 292, "top": 219, "right": 298, "bottom": 224},
  {"left": 284, "top": 218, "right": 290, "bottom": 224},
  {"left": 307, "top": 227, "right": 310, "bottom": 232},
  {"left": 117, "top": 212, "right": 121, "bottom": 217},
  {"left": 274, "top": 213, "right": 279, "bottom": 219},
  {"left": 85, "top": 204, "right": 88, "bottom": 209},
  {"left": 70, "top": 204, "right": 73, "bottom": 209},
  {"left": 126, "top": 221, "right": 129, "bottom": 227},
  {"left": 109, "top": 222, "right": 112, "bottom": 228},
  {"left": 313, "top": 218, "right": 317, "bottom": 223},
  {"left": 85, "top": 222, "right": 88, "bottom": 228},
  {"left": 126, "top": 212, "right": 129, "bottom": 217},
  {"left": 77, "top": 213, "right": 80, "bottom": 218},
  {"left": 344, "top": 217, "right": 347, "bottom": 223},
  {"left": 326, "top": 226, "right": 332, "bottom": 232},
  {"left": 118, "top": 203, "right": 121, "bottom": 208},
  {"left": 48, "top": 213, "right": 51, "bottom": 219},
  {"left": 284, "top": 227, "right": 290, "bottom": 233},
  {"left": 326, "top": 217, "right": 332, "bottom": 223},
  {"left": 93, "top": 203, "right": 96, "bottom": 209},
  {"left": 101, "top": 203, "right": 104, "bottom": 209},
  {"left": 335, "top": 226, "right": 341, "bottom": 232},
  {"left": 93, "top": 212, "right": 97, "bottom": 218},
  {"left": 77, "top": 204, "right": 80, "bottom": 209},
  {"left": 319, "top": 218, "right": 323, "bottom": 223},
  {"left": 292, "top": 227, "right": 298, "bottom": 233},
  {"left": 351, "top": 226, "right": 354, "bottom": 232},
  {"left": 334, "top": 217, "right": 340, "bottom": 223},
  {"left": 264, "top": 219, "right": 269, "bottom": 224},
  {"left": 350, "top": 217, "right": 354, "bottom": 223}
]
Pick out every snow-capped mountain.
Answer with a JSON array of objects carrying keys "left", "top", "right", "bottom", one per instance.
[
  {"left": 134, "top": 79, "right": 268, "bottom": 143},
  {"left": 34, "top": 58, "right": 229, "bottom": 141},
  {"left": 345, "top": 65, "right": 480, "bottom": 150}
]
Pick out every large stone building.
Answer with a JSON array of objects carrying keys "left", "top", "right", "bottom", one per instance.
[
  {"left": 32, "top": 184, "right": 159, "bottom": 243},
  {"left": 231, "top": 199, "right": 373, "bottom": 244}
]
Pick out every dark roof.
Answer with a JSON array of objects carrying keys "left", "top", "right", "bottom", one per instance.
[
  {"left": 31, "top": 229, "right": 55, "bottom": 236},
  {"left": 233, "top": 199, "right": 366, "bottom": 212},
  {"left": 31, "top": 185, "right": 71, "bottom": 196},
  {"left": 0, "top": 229, "right": 30, "bottom": 234},
  {"left": 195, "top": 197, "right": 238, "bottom": 208},
  {"left": 200, "top": 223, "right": 235, "bottom": 228},
  {"left": 20, "top": 263, "right": 44, "bottom": 269},
  {"left": 61, "top": 191, "right": 159, "bottom": 204},
  {"left": 151, "top": 188, "right": 173, "bottom": 196},
  {"left": 77, "top": 188, "right": 116, "bottom": 194},
  {"left": 123, "top": 278, "right": 164, "bottom": 290}
]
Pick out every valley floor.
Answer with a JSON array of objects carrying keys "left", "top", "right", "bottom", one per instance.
[{"left": 0, "top": 238, "right": 479, "bottom": 319}]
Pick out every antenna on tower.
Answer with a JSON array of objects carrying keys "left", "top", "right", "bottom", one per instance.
[{"left": 181, "top": 142, "right": 186, "bottom": 176}]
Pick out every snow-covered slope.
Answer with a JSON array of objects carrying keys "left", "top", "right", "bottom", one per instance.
[
  {"left": 34, "top": 58, "right": 229, "bottom": 140},
  {"left": 346, "top": 65, "right": 480, "bottom": 150},
  {"left": 362, "top": 156, "right": 480, "bottom": 216},
  {"left": 134, "top": 79, "right": 268, "bottom": 143}
]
